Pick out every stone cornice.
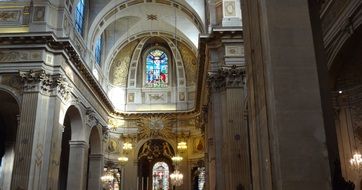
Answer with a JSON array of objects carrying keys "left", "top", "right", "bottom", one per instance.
[
  {"left": 0, "top": 33, "right": 114, "bottom": 114},
  {"left": 0, "top": 33, "right": 206, "bottom": 120}
]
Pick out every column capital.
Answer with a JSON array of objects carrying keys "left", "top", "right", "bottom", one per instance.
[
  {"left": 85, "top": 108, "right": 99, "bottom": 128},
  {"left": 19, "top": 70, "right": 71, "bottom": 100},
  {"left": 208, "top": 65, "right": 245, "bottom": 91}
]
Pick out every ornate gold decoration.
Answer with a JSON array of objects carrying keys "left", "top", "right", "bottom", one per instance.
[
  {"left": 110, "top": 40, "right": 139, "bottom": 86},
  {"left": 108, "top": 118, "right": 123, "bottom": 130},
  {"left": 106, "top": 139, "right": 120, "bottom": 153},
  {"left": 138, "top": 139, "right": 174, "bottom": 160},
  {"left": 178, "top": 42, "right": 197, "bottom": 86},
  {"left": 137, "top": 116, "right": 175, "bottom": 140}
]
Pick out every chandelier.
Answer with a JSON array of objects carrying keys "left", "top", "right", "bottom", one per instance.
[
  {"left": 123, "top": 142, "right": 132, "bottom": 154},
  {"left": 101, "top": 168, "right": 115, "bottom": 182},
  {"left": 177, "top": 141, "right": 187, "bottom": 152},
  {"left": 118, "top": 156, "right": 129, "bottom": 165},
  {"left": 170, "top": 169, "right": 183, "bottom": 186},
  {"left": 171, "top": 155, "right": 183, "bottom": 163},
  {"left": 350, "top": 152, "right": 362, "bottom": 172}
]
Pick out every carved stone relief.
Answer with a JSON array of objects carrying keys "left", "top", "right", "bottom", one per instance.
[
  {"left": 0, "top": 10, "right": 20, "bottom": 23},
  {"left": 85, "top": 108, "right": 99, "bottom": 128},
  {"left": 19, "top": 70, "right": 71, "bottom": 100},
  {"left": 224, "top": 1, "right": 236, "bottom": 17},
  {"left": 137, "top": 116, "right": 175, "bottom": 140},
  {"left": 0, "top": 50, "right": 41, "bottom": 62},
  {"left": 208, "top": 65, "right": 245, "bottom": 91},
  {"left": 33, "top": 6, "right": 45, "bottom": 22}
]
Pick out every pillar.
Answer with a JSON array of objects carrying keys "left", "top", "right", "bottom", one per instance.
[
  {"left": 67, "top": 140, "right": 89, "bottom": 190},
  {"left": 87, "top": 154, "right": 103, "bottom": 190},
  {"left": 243, "top": 0, "right": 333, "bottom": 189},
  {"left": 208, "top": 65, "right": 250, "bottom": 190}
]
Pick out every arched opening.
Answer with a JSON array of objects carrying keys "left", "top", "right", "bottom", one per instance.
[
  {"left": 58, "top": 105, "right": 83, "bottom": 190},
  {"left": 152, "top": 162, "right": 170, "bottom": 190},
  {"left": 87, "top": 126, "right": 103, "bottom": 190},
  {"left": 138, "top": 139, "right": 174, "bottom": 190},
  {"left": 329, "top": 25, "right": 362, "bottom": 188},
  {"left": 0, "top": 90, "right": 19, "bottom": 190}
]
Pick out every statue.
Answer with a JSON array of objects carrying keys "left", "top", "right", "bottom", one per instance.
[{"left": 162, "top": 142, "right": 172, "bottom": 157}]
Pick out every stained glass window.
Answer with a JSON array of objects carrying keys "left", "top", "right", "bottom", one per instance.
[
  {"left": 95, "top": 36, "right": 102, "bottom": 65},
  {"left": 145, "top": 49, "right": 168, "bottom": 88},
  {"left": 152, "top": 162, "right": 169, "bottom": 190},
  {"left": 75, "top": 0, "right": 85, "bottom": 34}
]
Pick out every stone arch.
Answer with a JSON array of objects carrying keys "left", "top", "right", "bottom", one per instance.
[
  {"left": 86, "top": 124, "right": 103, "bottom": 190},
  {"left": 135, "top": 138, "right": 176, "bottom": 157},
  {"left": 137, "top": 139, "right": 175, "bottom": 190},
  {"left": 0, "top": 89, "right": 20, "bottom": 190},
  {"left": 59, "top": 104, "right": 88, "bottom": 190}
]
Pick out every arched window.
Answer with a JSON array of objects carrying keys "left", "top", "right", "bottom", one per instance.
[
  {"left": 95, "top": 36, "right": 102, "bottom": 65},
  {"left": 152, "top": 162, "right": 169, "bottom": 190},
  {"left": 145, "top": 49, "right": 168, "bottom": 88},
  {"left": 75, "top": 0, "right": 85, "bottom": 34}
]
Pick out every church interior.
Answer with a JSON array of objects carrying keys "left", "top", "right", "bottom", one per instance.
[{"left": 0, "top": 0, "right": 362, "bottom": 189}]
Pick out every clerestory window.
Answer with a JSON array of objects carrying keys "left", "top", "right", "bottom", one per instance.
[{"left": 145, "top": 49, "right": 168, "bottom": 88}]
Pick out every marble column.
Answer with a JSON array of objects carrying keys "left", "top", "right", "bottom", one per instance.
[
  {"left": 243, "top": 0, "right": 333, "bottom": 189},
  {"left": 87, "top": 154, "right": 103, "bottom": 190},
  {"left": 67, "top": 140, "right": 89, "bottom": 190}
]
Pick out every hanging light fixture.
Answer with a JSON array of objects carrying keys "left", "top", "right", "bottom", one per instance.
[
  {"left": 177, "top": 141, "right": 187, "bottom": 152},
  {"left": 123, "top": 142, "right": 132, "bottom": 152},
  {"left": 171, "top": 155, "right": 183, "bottom": 162},
  {"left": 122, "top": 127, "right": 133, "bottom": 154},
  {"left": 101, "top": 167, "right": 115, "bottom": 182},
  {"left": 350, "top": 152, "right": 362, "bottom": 172},
  {"left": 118, "top": 155, "right": 129, "bottom": 166},
  {"left": 170, "top": 169, "right": 184, "bottom": 186}
]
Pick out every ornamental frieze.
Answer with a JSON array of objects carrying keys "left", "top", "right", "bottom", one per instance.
[{"left": 0, "top": 50, "right": 41, "bottom": 62}]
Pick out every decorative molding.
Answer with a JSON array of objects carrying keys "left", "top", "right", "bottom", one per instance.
[
  {"left": 19, "top": 70, "right": 44, "bottom": 91},
  {"left": 85, "top": 108, "right": 99, "bottom": 128},
  {"left": 224, "top": 1, "right": 236, "bottom": 17},
  {"left": 208, "top": 65, "right": 246, "bottom": 91},
  {"left": 0, "top": 10, "right": 20, "bottom": 23},
  {"left": 0, "top": 33, "right": 205, "bottom": 119},
  {"left": 19, "top": 70, "right": 72, "bottom": 99},
  {"left": 0, "top": 50, "right": 41, "bottom": 62},
  {"left": 137, "top": 115, "right": 175, "bottom": 140},
  {"left": 32, "top": 6, "right": 45, "bottom": 22}
]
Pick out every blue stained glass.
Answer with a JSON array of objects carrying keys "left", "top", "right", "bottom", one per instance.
[
  {"left": 95, "top": 36, "right": 102, "bottom": 65},
  {"left": 75, "top": 0, "right": 85, "bottom": 34},
  {"left": 145, "top": 49, "right": 168, "bottom": 88}
]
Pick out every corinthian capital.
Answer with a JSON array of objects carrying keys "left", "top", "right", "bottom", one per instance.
[{"left": 207, "top": 65, "right": 245, "bottom": 91}]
